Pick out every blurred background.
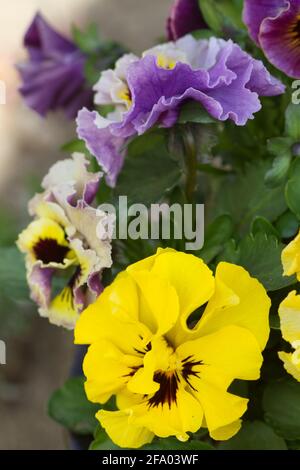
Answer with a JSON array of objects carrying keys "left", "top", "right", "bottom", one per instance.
[{"left": 0, "top": 0, "right": 172, "bottom": 450}]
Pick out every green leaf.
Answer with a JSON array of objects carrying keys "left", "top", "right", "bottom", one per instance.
[
  {"left": 143, "top": 438, "right": 214, "bottom": 451},
  {"left": 220, "top": 233, "right": 296, "bottom": 291},
  {"left": 199, "top": 0, "right": 244, "bottom": 32},
  {"left": 0, "top": 247, "right": 30, "bottom": 302},
  {"left": 48, "top": 377, "right": 99, "bottom": 435},
  {"left": 263, "top": 379, "right": 300, "bottom": 440},
  {"left": 72, "top": 23, "right": 100, "bottom": 54},
  {"left": 285, "top": 158, "right": 300, "bottom": 219},
  {"left": 89, "top": 426, "right": 119, "bottom": 450},
  {"left": 251, "top": 216, "right": 279, "bottom": 238},
  {"left": 219, "top": 421, "right": 287, "bottom": 450},
  {"left": 192, "top": 29, "right": 215, "bottom": 40},
  {"left": 276, "top": 211, "right": 299, "bottom": 239},
  {"left": 115, "top": 130, "right": 181, "bottom": 206},
  {"left": 213, "top": 162, "right": 287, "bottom": 234},
  {"left": 265, "top": 138, "right": 292, "bottom": 188},
  {"left": 285, "top": 103, "right": 300, "bottom": 140},
  {"left": 179, "top": 101, "right": 215, "bottom": 124},
  {"left": 61, "top": 139, "right": 87, "bottom": 154},
  {"left": 198, "top": 214, "right": 234, "bottom": 263}
]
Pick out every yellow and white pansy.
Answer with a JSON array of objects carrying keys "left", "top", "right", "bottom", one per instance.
[
  {"left": 75, "top": 248, "right": 270, "bottom": 448},
  {"left": 17, "top": 153, "right": 112, "bottom": 329}
]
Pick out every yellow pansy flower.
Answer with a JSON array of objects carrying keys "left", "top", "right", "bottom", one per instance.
[
  {"left": 278, "top": 291, "right": 300, "bottom": 382},
  {"left": 75, "top": 249, "right": 270, "bottom": 448}
]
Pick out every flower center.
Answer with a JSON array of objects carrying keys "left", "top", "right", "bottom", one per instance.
[
  {"left": 117, "top": 85, "right": 132, "bottom": 108},
  {"left": 148, "top": 370, "right": 180, "bottom": 408},
  {"left": 33, "top": 238, "right": 70, "bottom": 264},
  {"left": 146, "top": 349, "right": 202, "bottom": 409},
  {"left": 288, "top": 15, "right": 300, "bottom": 43},
  {"left": 156, "top": 53, "right": 177, "bottom": 70}
]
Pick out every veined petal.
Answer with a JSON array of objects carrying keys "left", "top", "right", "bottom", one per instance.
[
  {"left": 127, "top": 337, "right": 174, "bottom": 395},
  {"left": 83, "top": 340, "right": 142, "bottom": 404},
  {"left": 198, "top": 262, "right": 270, "bottom": 350},
  {"left": 177, "top": 325, "right": 263, "bottom": 384},
  {"left": 40, "top": 285, "right": 79, "bottom": 329},
  {"left": 131, "top": 386, "right": 204, "bottom": 441},
  {"left": 98, "top": 409, "right": 154, "bottom": 449}
]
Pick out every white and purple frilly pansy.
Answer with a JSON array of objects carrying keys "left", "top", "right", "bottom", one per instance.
[
  {"left": 17, "top": 153, "right": 112, "bottom": 329},
  {"left": 77, "top": 34, "right": 285, "bottom": 187}
]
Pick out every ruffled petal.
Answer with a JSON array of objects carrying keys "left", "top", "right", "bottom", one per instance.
[
  {"left": 98, "top": 409, "right": 154, "bottom": 449},
  {"left": 198, "top": 262, "right": 270, "bottom": 350}
]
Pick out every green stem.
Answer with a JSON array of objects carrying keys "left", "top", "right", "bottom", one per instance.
[{"left": 182, "top": 127, "right": 198, "bottom": 203}]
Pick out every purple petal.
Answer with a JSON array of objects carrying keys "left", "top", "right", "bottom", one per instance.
[
  {"left": 243, "top": 0, "right": 288, "bottom": 45},
  {"left": 111, "top": 45, "right": 284, "bottom": 131},
  {"left": 17, "top": 13, "right": 92, "bottom": 118},
  {"left": 167, "top": 0, "right": 207, "bottom": 40},
  {"left": 259, "top": 0, "right": 300, "bottom": 78},
  {"left": 76, "top": 108, "right": 126, "bottom": 187},
  {"left": 28, "top": 264, "right": 54, "bottom": 309},
  {"left": 24, "top": 13, "right": 76, "bottom": 58}
]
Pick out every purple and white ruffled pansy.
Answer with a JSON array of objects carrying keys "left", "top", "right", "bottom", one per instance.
[
  {"left": 17, "top": 13, "right": 93, "bottom": 119},
  {"left": 243, "top": 0, "right": 300, "bottom": 78},
  {"left": 17, "top": 153, "right": 112, "bottom": 329},
  {"left": 77, "top": 34, "right": 285, "bottom": 187}
]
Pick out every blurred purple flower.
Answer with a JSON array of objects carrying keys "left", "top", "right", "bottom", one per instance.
[
  {"left": 243, "top": 0, "right": 300, "bottom": 78},
  {"left": 17, "top": 13, "right": 93, "bottom": 118},
  {"left": 167, "top": 0, "right": 207, "bottom": 40},
  {"left": 77, "top": 35, "right": 285, "bottom": 187}
]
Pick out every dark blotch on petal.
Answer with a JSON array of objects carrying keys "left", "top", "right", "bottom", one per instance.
[{"left": 33, "top": 238, "right": 69, "bottom": 264}]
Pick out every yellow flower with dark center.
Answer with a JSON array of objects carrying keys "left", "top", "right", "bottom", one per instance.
[{"left": 75, "top": 248, "right": 270, "bottom": 448}]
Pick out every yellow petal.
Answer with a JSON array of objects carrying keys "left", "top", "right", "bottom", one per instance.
[
  {"left": 281, "top": 230, "right": 300, "bottom": 278},
  {"left": 127, "top": 337, "right": 174, "bottom": 395},
  {"left": 198, "top": 262, "right": 270, "bottom": 350},
  {"left": 150, "top": 251, "right": 215, "bottom": 320},
  {"left": 83, "top": 340, "right": 142, "bottom": 404},
  {"left": 75, "top": 271, "right": 145, "bottom": 347},
  {"left": 41, "top": 286, "right": 79, "bottom": 330},
  {"left": 279, "top": 291, "right": 300, "bottom": 344},
  {"left": 130, "top": 270, "right": 179, "bottom": 336},
  {"left": 278, "top": 351, "right": 300, "bottom": 382},
  {"left": 116, "top": 388, "right": 144, "bottom": 410},
  {"left": 127, "top": 247, "right": 175, "bottom": 274},
  {"left": 132, "top": 386, "right": 204, "bottom": 441},
  {"left": 194, "top": 380, "right": 248, "bottom": 437},
  {"left": 17, "top": 218, "right": 66, "bottom": 250},
  {"left": 98, "top": 409, "right": 154, "bottom": 449},
  {"left": 210, "top": 420, "right": 242, "bottom": 441},
  {"left": 177, "top": 325, "right": 263, "bottom": 384}
]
